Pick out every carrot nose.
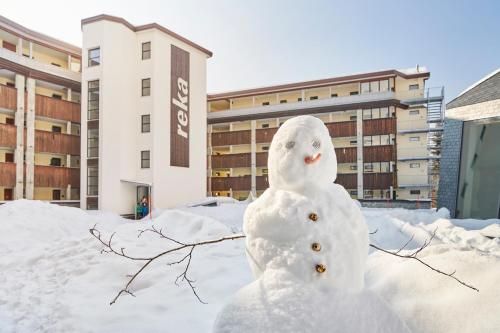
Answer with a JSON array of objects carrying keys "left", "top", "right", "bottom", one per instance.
[{"left": 304, "top": 153, "right": 321, "bottom": 165}]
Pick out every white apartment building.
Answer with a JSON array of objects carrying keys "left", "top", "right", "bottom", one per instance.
[{"left": 80, "top": 15, "right": 212, "bottom": 214}]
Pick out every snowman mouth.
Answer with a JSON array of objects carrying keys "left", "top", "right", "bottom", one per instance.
[{"left": 304, "top": 153, "right": 321, "bottom": 165}]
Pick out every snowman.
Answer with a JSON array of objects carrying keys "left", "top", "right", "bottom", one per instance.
[{"left": 214, "top": 116, "right": 409, "bottom": 333}]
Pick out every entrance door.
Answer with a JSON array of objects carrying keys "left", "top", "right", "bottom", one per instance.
[
  {"left": 4, "top": 188, "right": 13, "bottom": 201},
  {"left": 136, "top": 186, "right": 150, "bottom": 219}
]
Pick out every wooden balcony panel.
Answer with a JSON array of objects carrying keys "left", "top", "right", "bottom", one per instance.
[
  {"left": 363, "top": 145, "right": 395, "bottom": 162},
  {"left": 211, "top": 176, "right": 251, "bottom": 191},
  {"left": 35, "top": 130, "right": 80, "bottom": 155},
  {"left": 364, "top": 172, "right": 394, "bottom": 189},
  {"left": 211, "top": 130, "right": 251, "bottom": 146},
  {"left": 211, "top": 153, "right": 251, "bottom": 169},
  {"left": 326, "top": 121, "right": 357, "bottom": 138},
  {"left": 0, "top": 85, "right": 17, "bottom": 110},
  {"left": 335, "top": 147, "right": 357, "bottom": 163},
  {"left": 35, "top": 94, "right": 81, "bottom": 123},
  {"left": 335, "top": 173, "right": 357, "bottom": 189},
  {"left": 0, "top": 123, "right": 16, "bottom": 148},
  {"left": 363, "top": 118, "right": 396, "bottom": 136},
  {"left": 256, "top": 152, "right": 268, "bottom": 167},
  {"left": 0, "top": 162, "right": 16, "bottom": 187},
  {"left": 34, "top": 165, "right": 80, "bottom": 188},
  {"left": 256, "top": 128, "right": 278, "bottom": 143},
  {"left": 256, "top": 175, "right": 269, "bottom": 190}
]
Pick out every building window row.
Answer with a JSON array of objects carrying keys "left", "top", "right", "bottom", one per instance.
[
  {"left": 363, "top": 162, "right": 391, "bottom": 173},
  {"left": 363, "top": 134, "right": 395, "bottom": 146},
  {"left": 362, "top": 107, "right": 393, "bottom": 120},
  {"left": 361, "top": 79, "right": 391, "bottom": 94}
]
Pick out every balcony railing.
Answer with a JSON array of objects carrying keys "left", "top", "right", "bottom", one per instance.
[
  {"left": 35, "top": 94, "right": 80, "bottom": 123},
  {"left": 0, "top": 162, "right": 16, "bottom": 187},
  {"left": 363, "top": 145, "right": 395, "bottom": 162},
  {"left": 211, "top": 175, "right": 270, "bottom": 192},
  {"left": 363, "top": 118, "right": 397, "bottom": 135},
  {"left": 35, "top": 130, "right": 80, "bottom": 155},
  {"left": 0, "top": 123, "right": 17, "bottom": 148},
  {"left": 0, "top": 85, "right": 17, "bottom": 110},
  {"left": 327, "top": 121, "right": 357, "bottom": 137},
  {"left": 34, "top": 165, "right": 79, "bottom": 188},
  {"left": 211, "top": 130, "right": 251, "bottom": 146}
]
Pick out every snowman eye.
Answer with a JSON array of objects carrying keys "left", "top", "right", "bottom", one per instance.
[
  {"left": 312, "top": 140, "right": 321, "bottom": 149},
  {"left": 285, "top": 141, "right": 295, "bottom": 149}
]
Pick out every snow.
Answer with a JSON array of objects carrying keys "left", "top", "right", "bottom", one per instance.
[{"left": 0, "top": 199, "right": 499, "bottom": 332}]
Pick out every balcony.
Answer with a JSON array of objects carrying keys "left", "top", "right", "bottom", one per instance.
[
  {"left": 0, "top": 162, "right": 16, "bottom": 187},
  {"left": 35, "top": 130, "right": 80, "bottom": 155},
  {"left": 336, "top": 172, "right": 394, "bottom": 190},
  {"left": 363, "top": 118, "right": 396, "bottom": 135},
  {"left": 364, "top": 145, "right": 395, "bottom": 162},
  {"left": 35, "top": 94, "right": 80, "bottom": 123},
  {"left": 0, "top": 123, "right": 16, "bottom": 148},
  {"left": 211, "top": 130, "right": 251, "bottom": 146},
  {"left": 208, "top": 91, "right": 398, "bottom": 123},
  {"left": 0, "top": 85, "right": 17, "bottom": 110},
  {"left": 0, "top": 47, "right": 80, "bottom": 84},
  {"left": 326, "top": 121, "right": 357, "bottom": 137},
  {"left": 34, "top": 165, "right": 79, "bottom": 188}
]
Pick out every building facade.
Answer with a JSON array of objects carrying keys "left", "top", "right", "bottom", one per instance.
[
  {"left": 438, "top": 69, "right": 500, "bottom": 219},
  {"left": 0, "top": 15, "right": 81, "bottom": 204},
  {"left": 207, "top": 68, "right": 444, "bottom": 203},
  {"left": 80, "top": 15, "right": 211, "bottom": 214}
]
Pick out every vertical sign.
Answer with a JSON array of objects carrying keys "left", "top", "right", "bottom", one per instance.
[{"left": 170, "top": 45, "right": 190, "bottom": 167}]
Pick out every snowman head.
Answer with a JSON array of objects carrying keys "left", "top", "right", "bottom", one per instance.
[{"left": 268, "top": 115, "right": 337, "bottom": 192}]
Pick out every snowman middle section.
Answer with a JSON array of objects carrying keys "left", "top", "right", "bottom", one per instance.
[{"left": 243, "top": 182, "right": 369, "bottom": 293}]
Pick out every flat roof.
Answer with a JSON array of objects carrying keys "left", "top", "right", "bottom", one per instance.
[
  {"left": 208, "top": 68, "right": 430, "bottom": 101},
  {"left": 81, "top": 14, "right": 212, "bottom": 58},
  {"left": 0, "top": 15, "right": 81, "bottom": 58}
]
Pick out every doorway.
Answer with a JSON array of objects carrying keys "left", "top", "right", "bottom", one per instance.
[
  {"left": 136, "top": 186, "right": 150, "bottom": 219},
  {"left": 4, "top": 188, "right": 13, "bottom": 201}
]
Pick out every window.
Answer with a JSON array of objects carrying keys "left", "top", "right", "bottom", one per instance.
[
  {"left": 380, "top": 80, "right": 389, "bottom": 92},
  {"left": 410, "top": 190, "right": 421, "bottom": 195},
  {"left": 262, "top": 101, "right": 270, "bottom": 106},
  {"left": 5, "top": 153, "right": 14, "bottom": 163},
  {"left": 350, "top": 140, "right": 357, "bottom": 145},
  {"left": 88, "top": 80, "right": 99, "bottom": 120},
  {"left": 350, "top": 190, "right": 358, "bottom": 196},
  {"left": 381, "top": 162, "right": 390, "bottom": 172},
  {"left": 52, "top": 94, "right": 62, "bottom": 99},
  {"left": 52, "top": 126, "right": 62, "bottom": 133},
  {"left": 371, "top": 108, "right": 380, "bottom": 119},
  {"left": 88, "top": 47, "right": 100, "bottom": 66},
  {"left": 141, "top": 151, "right": 150, "bottom": 168},
  {"left": 372, "top": 135, "right": 381, "bottom": 146},
  {"left": 362, "top": 109, "right": 372, "bottom": 119},
  {"left": 5, "top": 117, "right": 14, "bottom": 125},
  {"left": 142, "top": 42, "right": 151, "bottom": 60},
  {"left": 280, "top": 99, "right": 287, "bottom": 104},
  {"left": 50, "top": 157, "right": 62, "bottom": 167},
  {"left": 380, "top": 107, "right": 389, "bottom": 118},
  {"left": 410, "top": 163, "right": 421, "bottom": 168},
  {"left": 297, "top": 97, "right": 302, "bottom": 102},
  {"left": 370, "top": 81, "right": 379, "bottom": 93},
  {"left": 364, "top": 163, "right": 374, "bottom": 172},
  {"left": 87, "top": 128, "right": 99, "bottom": 158},
  {"left": 363, "top": 136, "right": 372, "bottom": 146},
  {"left": 350, "top": 115, "right": 357, "bottom": 121},
  {"left": 310, "top": 96, "right": 318, "bottom": 100},
  {"left": 52, "top": 189, "right": 61, "bottom": 200},
  {"left": 364, "top": 190, "right": 374, "bottom": 198},
  {"left": 262, "top": 146, "right": 269, "bottom": 151},
  {"left": 141, "top": 115, "right": 151, "bottom": 133},
  {"left": 331, "top": 93, "right": 338, "bottom": 98},
  {"left": 380, "top": 134, "right": 390, "bottom": 145},
  {"left": 6, "top": 82, "right": 15, "bottom": 88},
  {"left": 349, "top": 165, "right": 357, "bottom": 170},
  {"left": 409, "top": 84, "right": 419, "bottom": 90},
  {"left": 361, "top": 82, "right": 370, "bottom": 94},
  {"left": 262, "top": 168, "right": 268, "bottom": 175},
  {"left": 142, "top": 79, "right": 151, "bottom": 96},
  {"left": 350, "top": 91, "right": 359, "bottom": 96},
  {"left": 409, "top": 110, "right": 420, "bottom": 115},
  {"left": 409, "top": 136, "right": 420, "bottom": 142},
  {"left": 261, "top": 124, "right": 269, "bottom": 128},
  {"left": 87, "top": 165, "right": 98, "bottom": 196},
  {"left": 51, "top": 63, "right": 61, "bottom": 67}
]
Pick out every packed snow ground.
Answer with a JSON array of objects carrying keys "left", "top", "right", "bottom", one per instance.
[{"left": 0, "top": 199, "right": 499, "bottom": 333}]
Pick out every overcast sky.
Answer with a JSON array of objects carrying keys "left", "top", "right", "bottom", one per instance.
[{"left": 2, "top": 0, "right": 499, "bottom": 101}]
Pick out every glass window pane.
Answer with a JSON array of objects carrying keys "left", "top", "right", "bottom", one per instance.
[
  {"left": 380, "top": 80, "right": 389, "bottom": 92},
  {"left": 380, "top": 107, "right": 389, "bottom": 118},
  {"left": 372, "top": 108, "right": 380, "bottom": 119},
  {"left": 361, "top": 82, "right": 370, "bottom": 94},
  {"left": 370, "top": 81, "right": 379, "bottom": 93}
]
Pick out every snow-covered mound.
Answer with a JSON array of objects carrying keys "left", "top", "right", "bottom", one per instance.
[{"left": 214, "top": 268, "right": 409, "bottom": 333}]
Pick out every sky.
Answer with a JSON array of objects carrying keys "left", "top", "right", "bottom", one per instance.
[{"left": 2, "top": 0, "right": 499, "bottom": 102}]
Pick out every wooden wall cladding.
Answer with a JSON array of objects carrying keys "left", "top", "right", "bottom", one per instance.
[
  {"left": 35, "top": 130, "right": 80, "bottom": 156},
  {"left": 256, "top": 128, "right": 278, "bottom": 143},
  {"left": 335, "top": 173, "right": 357, "bottom": 189},
  {"left": 0, "top": 85, "right": 17, "bottom": 110},
  {"left": 363, "top": 145, "right": 395, "bottom": 162},
  {"left": 363, "top": 118, "right": 396, "bottom": 135},
  {"left": 34, "top": 165, "right": 80, "bottom": 188},
  {"left": 256, "top": 152, "right": 268, "bottom": 167},
  {"left": 0, "top": 123, "right": 16, "bottom": 148},
  {"left": 35, "top": 94, "right": 81, "bottom": 123},
  {"left": 211, "top": 176, "right": 251, "bottom": 191},
  {"left": 0, "top": 162, "right": 16, "bottom": 187},
  {"left": 211, "top": 153, "right": 251, "bottom": 169},
  {"left": 256, "top": 175, "right": 269, "bottom": 190},
  {"left": 364, "top": 172, "right": 393, "bottom": 189},
  {"left": 326, "top": 121, "right": 357, "bottom": 137},
  {"left": 335, "top": 147, "right": 357, "bottom": 163},
  {"left": 211, "top": 130, "right": 251, "bottom": 146}
]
